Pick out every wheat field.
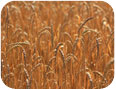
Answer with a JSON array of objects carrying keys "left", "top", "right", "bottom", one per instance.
[{"left": 1, "top": 1, "right": 114, "bottom": 89}]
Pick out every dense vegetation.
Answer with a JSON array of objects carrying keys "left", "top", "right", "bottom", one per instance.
[{"left": 1, "top": 1, "right": 114, "bottom": 89}]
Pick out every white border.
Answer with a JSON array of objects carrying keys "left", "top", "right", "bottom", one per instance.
[{"left": 0, "top": 0, "right": 115, "bottom": 90}]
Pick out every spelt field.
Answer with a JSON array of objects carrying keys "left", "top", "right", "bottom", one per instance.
[{"left": 1, "top": 1, "right": 114, "bottom": 89}]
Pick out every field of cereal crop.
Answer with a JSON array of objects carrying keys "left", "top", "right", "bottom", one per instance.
[{"left": 1, "top": 1, "right": 114, "bottom": 89}]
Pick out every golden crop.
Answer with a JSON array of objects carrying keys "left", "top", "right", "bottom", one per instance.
[{"left": 1, "top": 1, "right": 114, "bottom": 89}]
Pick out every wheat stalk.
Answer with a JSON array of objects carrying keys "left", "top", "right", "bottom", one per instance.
[
  {"left": 6, "top": 45, "right": 23, "bottom": 55},
  {"left": 38, "top": 30, "right": 51, "bottom": 45},
  {"left": 59, "top": 49, "right": 65, "bottom": 68},
  {"left": 48, "top": 56, "right": 56, "bottom": 66},
  {"left": 63, "top": 32, "right": 73, "bottom": 43},
  {"left": 22, "top": 48, "right": 26, "bottom": 67},
  {"left": 8, "top": 40, "right": 30, "bottom": 46},
  {"left": 38, "top": 26, "right": 51, "bottom": 34},
  {"left": 86, "top": 72, "right": 93, "bottom": 89},
  {"left": 51, "top": 24, "right": 54, "bottom": 48},
  {"left": 24, "top": 68, "right": 30, "bottom": 89},
  {"left": 65, "top": 53, "right": 78, "bottom": 63},
  {"left": 72, "top": 37, "right": 79, "bottom": 53},
  {"left": 93, "top": 71, "right": 107, "bottom": 83},
  {"left": 96, "top": 38, "right": 100, "bottom": 58},
  {"left": 78, "top": 17, "right": 94, "bottom": 36}
]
